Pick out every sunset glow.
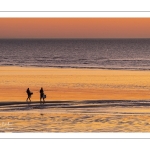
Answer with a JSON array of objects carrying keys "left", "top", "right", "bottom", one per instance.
[{"left": 0, "top": 18, "right": 150, "bottom": 38}]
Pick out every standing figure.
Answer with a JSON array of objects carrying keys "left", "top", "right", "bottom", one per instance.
[
  {"left": 40, "top": 87, "right": 45, "bottom": 102},
  {"left": 26, "top": 88, "right": 33, "bottom": 102}
]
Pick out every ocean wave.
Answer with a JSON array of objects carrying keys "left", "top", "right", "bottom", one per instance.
[{"left": 1, "top": 39, "right": 150, "bottom": 71}]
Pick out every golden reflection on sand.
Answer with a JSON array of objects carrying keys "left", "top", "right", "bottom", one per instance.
[
  {"left": 0, "top": 66, "right": 150, "bottom": 101},
  {"left": 1, "top": 112, "right": 150, "bottom": 132}
]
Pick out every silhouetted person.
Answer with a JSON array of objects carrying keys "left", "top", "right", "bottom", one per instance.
[
  {"left": 26, "top": 88, "right": 33, "bottom": 102},
  {"left": 40, "top": 87, "right": 45, "bottom": 102}
]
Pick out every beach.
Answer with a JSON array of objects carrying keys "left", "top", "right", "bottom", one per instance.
[
  {"left": 1, "top": 66, "right": 150, "bottom": 132},
  {"left": 0, "top": 66, "right": 150, "bottom": 101}
]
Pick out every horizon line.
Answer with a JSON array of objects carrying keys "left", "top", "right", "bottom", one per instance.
[{"left": 0, "top": 37, "right": 150, "bottom": 40}]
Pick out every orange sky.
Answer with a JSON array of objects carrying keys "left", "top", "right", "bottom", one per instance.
[{"left": 0, "top": 18, "right": 150, "bottom": 38}]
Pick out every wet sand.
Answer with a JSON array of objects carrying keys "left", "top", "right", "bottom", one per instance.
[
  {"left": 0, "top": 66, "right": 150, "bottom": 101},
  {"left": 1, "top": 99, "right": 150, "bottom": 132}
]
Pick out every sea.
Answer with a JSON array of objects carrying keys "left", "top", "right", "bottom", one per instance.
[
  {"left": 0, "top": 38, "right": 150, "bottom": 70},
  {"left": 1, "top": 38, "right": 150, "bottom": 132}
]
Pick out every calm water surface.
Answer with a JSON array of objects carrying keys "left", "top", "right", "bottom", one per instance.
[{"left": 1, "top": 38, "right": 150, "bottom": 70}]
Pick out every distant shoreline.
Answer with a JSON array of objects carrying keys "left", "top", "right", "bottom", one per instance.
[{"left": 1, "top": 65, "right": 150, "bottom": 71}]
